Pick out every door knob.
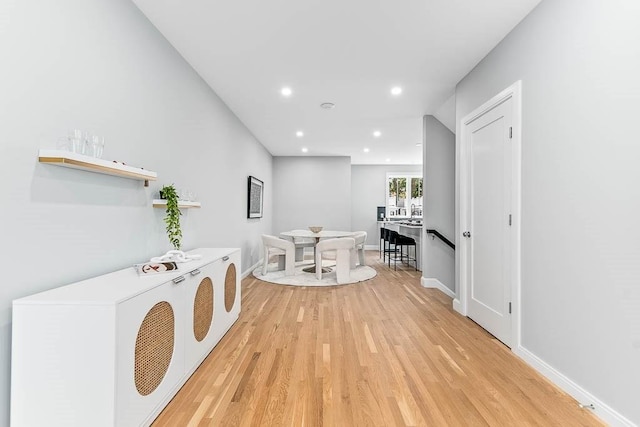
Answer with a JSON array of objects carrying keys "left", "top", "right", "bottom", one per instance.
[{"left": 463, "top": 231, "right": 471, "bottom": 238}]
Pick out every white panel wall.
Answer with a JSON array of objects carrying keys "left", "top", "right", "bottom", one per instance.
[
  {"left": 455, "top": 0, "right": 640, "bottom": 423},
  {"left": 0, "top": 1, "right": 272, "bottom": 424},
  {"left": 351, "top": 165, "right": 422, "bottom": 247},
  {"left": 273, "top": 157, "right": 351, "bottom": 234},
  {"left": 422, "top": 116, "right": 455, "bottom": 292}
]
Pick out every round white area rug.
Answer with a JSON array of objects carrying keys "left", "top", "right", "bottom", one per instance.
[{"left": 253, "top": 260, "right": 376, "bottom": 286}]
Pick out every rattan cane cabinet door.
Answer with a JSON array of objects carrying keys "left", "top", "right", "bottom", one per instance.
[
  {"left": 184, "top": 261, "right": 219, "bottom": 370},
  {"left": 135, "top": 301, "right": 175, "bottom": 396},
  {"left": 193, "top": 277, "right": 213, "bottom": 342},
  {"left": 116, "top": 279, "right": 185, "bottom": 427},
  {"left": 215, "top": 251, "right": 241, "bottom": 337},
  {"left": 224, "top": 261, "right": 237, "bottom": 313}
]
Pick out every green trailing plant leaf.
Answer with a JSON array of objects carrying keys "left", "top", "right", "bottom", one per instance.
[{"left": 160, "top": 184, "right": 182, "bottom": 250}]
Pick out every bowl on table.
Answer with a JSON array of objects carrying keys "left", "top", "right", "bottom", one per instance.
[{"left": 308, "top": 226, "right": 323, "bottom": 233}]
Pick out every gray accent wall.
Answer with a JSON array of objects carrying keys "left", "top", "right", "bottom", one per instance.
[
  {"left": 0, "top": 1, "right": 272, "bottom": 424},
  {"left": 273, "top": 157, "right": 351, "bottom": 235},
  {"left": 455, "top": 0, "right": 640, "bottom": 423},
  {"left": 422, "top": 116, "right": 455, "bottom": 292},
  {"left": 351, "top": 165, "right": 422, "bottom": 246}
]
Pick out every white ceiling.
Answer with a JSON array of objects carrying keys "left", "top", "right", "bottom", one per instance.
[{"left": 132, "top": 0, "right": 541, "bottom": 165}]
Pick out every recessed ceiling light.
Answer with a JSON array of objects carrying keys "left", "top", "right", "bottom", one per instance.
[
  {"left": 320, "top": 102, "right": 335, "bottom": 109},
  {"left": 301, "top": 147, "right": 308, "bottom": 153},
  {"left": 385, "top": 158, "right": 391, "bottom": 162},
  {"left": 281, "top": 87, "right": 292, "bottom": 97},
  {"left": 373, "top": 130, "right": 381, "bottom": 138},
  {"left": 363, "top": 148, "right": 370, "bottom": 153},
  {"left": 296, "top": 131, "right": 304, "bottom": 137},
  {"left": 391, "top": 86, "right": 402, "bottom": 96}
]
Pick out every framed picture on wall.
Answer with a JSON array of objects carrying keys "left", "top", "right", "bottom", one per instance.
[{"left": 247, "top": 176, "right": 264, "bottom": 218}]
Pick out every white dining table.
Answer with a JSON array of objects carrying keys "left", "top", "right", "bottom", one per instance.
[{"left": 280, "top": 230, "right": 355, "bottom": 273}]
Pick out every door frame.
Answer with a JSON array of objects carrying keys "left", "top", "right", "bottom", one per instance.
[{"left": 456, "top": 80, "right": 522, "bottom": 349}]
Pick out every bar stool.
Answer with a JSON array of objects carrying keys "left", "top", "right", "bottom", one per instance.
[
  {"left": 379, "top": 227, "right": 386, "bottom": 259},
  {"left": 386, "top": 230, "right": 401, "bottom": 268},
  {"left": 396, "top": 234, "right": 417, "bottom": 271},
  {"left": 382, "top": 228, "right": 394, "bottom": 263}
]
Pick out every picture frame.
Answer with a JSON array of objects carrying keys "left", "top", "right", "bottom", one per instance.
[{"left": 247, "top": 175, "right": 264, "bottom": 218}]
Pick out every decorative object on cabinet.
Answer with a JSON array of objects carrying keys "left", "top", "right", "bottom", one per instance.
[
  {"left": 133, "top": 261, "right": 179, "bottom": 275},
  {"left": 247, "top": 175, "right": 264, "bottom": 218},
  {"left": 159, "top": 184, "right": 182, "bottom": 250},
  {"left": 38, "top": 149, "right": 157, "bottom": 187},
  {"left": 150, "top": 250, "right": 202, "bottom": 264},
  {"left": 11, "top": 248, "right": 241, "bottom": 427}
]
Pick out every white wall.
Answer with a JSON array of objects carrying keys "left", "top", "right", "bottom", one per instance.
[
  {"left": 455, "top": 0, "right": 640, "bottom": 424},
  {"left": 434, "top": 95, "right": 456, "bottom": 134},
  {"left": 351, "top": 165, "right": 422, "bottom": 246},
  {"left": 273, "top": 157, "right": 351, "bottom": 234},
  {"left": 422, "top": 116, "right": 455, "bottom": 292},
  {"left": 0, "top": 0, "right": 272, "bottom": 424}
]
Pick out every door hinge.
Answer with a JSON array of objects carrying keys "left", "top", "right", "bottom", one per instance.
[
  {"left": 509, "top": 214, "right": 512, "bottom": 226},
  {"left": 509, "top": 302, "right": 512, "bottom": 314},
  {"left": 509, "top": 127, "right": 513, "bottom": 139}
]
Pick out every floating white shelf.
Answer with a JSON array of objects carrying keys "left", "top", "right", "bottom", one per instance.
[
  {"left": 38, "top": 149, "right": 157, "bottom": 186},
  {"left": 152, "top": 199, "right": 201, "bottom": 209}
]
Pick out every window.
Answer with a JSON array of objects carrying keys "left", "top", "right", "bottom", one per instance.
[{"left": 386, "top": 173, "right": 423, "bottom": 218}]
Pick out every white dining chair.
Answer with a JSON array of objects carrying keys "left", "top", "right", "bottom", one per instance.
[
  {"left": 261, "top": 234, "right": 296, "bottom": 276},
  {"left": 315, "top": 237, "right": 355, "bottom": 284},
  {"left": 280, "top": 230, "right": 315, "bottom": 261},
  {"left": 351, "top": 231, "right": 367, "bottom": 267}
]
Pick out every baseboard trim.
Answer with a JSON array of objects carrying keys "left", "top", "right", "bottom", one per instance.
[
  {"left": 515, "top": 346, "right": 635, "bottom": 427},
  {"left": 420, "top": 277, "right": 455, "bottom": 298},
  {"left": 452, "top": 298, "right": 464, "bottom": 315},
  {"left": 241, "top": 259, "right": 262, "bottom": 279}
]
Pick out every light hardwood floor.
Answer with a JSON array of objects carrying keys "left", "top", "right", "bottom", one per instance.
[{"left": 153, "top": 252, "right": 603, "bottom": 426}]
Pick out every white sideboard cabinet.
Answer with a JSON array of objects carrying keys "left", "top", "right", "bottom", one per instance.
[{"left": 11, "top": 248, "right": 241, "bottom": 427}]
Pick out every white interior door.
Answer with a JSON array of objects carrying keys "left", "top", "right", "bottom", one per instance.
[{"left": 465, "top": 96, "right": 513, "bottom": 347}]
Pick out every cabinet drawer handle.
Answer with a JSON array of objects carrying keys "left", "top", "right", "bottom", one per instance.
[
  {"left": 222, "top": 256, "right": 230, "bottom": 262},
  {"left": 173, "top": 276, "right": 186, "bottom": 284},
  {"left": 190, "top": 269, "right": 201, "bottom": 276}
]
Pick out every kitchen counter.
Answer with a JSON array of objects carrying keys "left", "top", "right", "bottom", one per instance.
[
  {"left": 378, "top": 220, "right": 423, "bottom": 229},
  {"left": 378, "top": 221, "right": 422, "bottom": 270}
]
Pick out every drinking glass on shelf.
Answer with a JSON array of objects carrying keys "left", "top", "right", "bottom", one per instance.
[
  {"left": 90, "top": 135, "right": 104, "bottom": 158},
  {"left": 69, "top": 129, "right": 87, "bottom": 155},
  {"left": 69, "top": 129, "right": 82, "bottom": 140}
]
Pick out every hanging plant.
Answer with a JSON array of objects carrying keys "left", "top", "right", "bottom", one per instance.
[{"left": 160, "top": 184, "right": 182, "bottom": 250}]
